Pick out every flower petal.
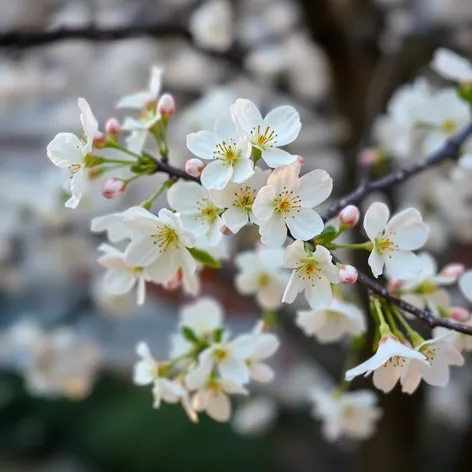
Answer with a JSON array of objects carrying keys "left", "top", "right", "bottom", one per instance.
[
  {"left": 47, "top": 133, "right": 84, "bottom": 167},
  {"left": 297, "top": 170, "right": 333, "bottom": 208},
  {"left": 305, "top": 276, "right": 333, "bottom": 310},
  {"left": 385, "top": 251, "right": 422, "bottom": 280},
  {"left": 167, "top": 181, "right": 205, "bottom": 214},
  {"left": 286, "top": 208, "right": 324, "bottom": 241},
  {"left": 259, "top": 213, "right": 287, "bottom": 247},
  {"left": 186, "top": 130, "right": 221, "bottom": 160},
  {"left": 263, "top": 105, "right": 301, "bottom": 146},
  {"left": 261, "top": 148, "right": 297, "bottom": 168},
  {"left": 222, "top": 207, "right": 249, "bottom": 233},
  {"left": 232, "top": 157, "right": 254, "bottom": 183},
  {"left": 230, "top": 99, "right": 263, "bottom": 136},
  {"left": 201, "top": 160, "right": 233, "bottom": 190},
  {"left": 364, "top": 202, "right": 390, "bottom": 241},
  {"left": 388, "top": 208, "right": 429, "bottom": 250}
]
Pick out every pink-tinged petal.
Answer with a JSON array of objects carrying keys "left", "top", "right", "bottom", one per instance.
[
  {"left": 250, "top": 362, "right": 274, "bottom": 383},
  {"left": 230, "top": 98, "right": 263, "bottom": 136},
  {"left": 222, "top": 207, "right": 249, "bottom": 233},
  {"left": 252, "top": 185, "right": 277, "bottom": 221},
  {"left": 207, "top": 392, "right": 231, "bottom": 422},
  {"left": 191, "top": 390, "right": 209, "bottom": 411},
  {"left": 261, "top": 147, "right": 297, "bottom": 168},
  {"left": 364, "top": 202, "right": 390, "bottom": 241},
  {"left": 104, "top": 269, "right": 136, "bottom": 295},
  {"left": 368, "top": 250, "right": 385, "bottom": 278},
  {"left": 372, "top": 363, "right": 401, "bottom": 393},
  {"left": 232, "top": 157, "right": 254, "bottom": 183},
  {"left": 388, "top": 208, "right": 429, "bottom": 250},
  {"left": 305, "top": 276, "right": 333, "bottom": 310},
  {"left": 201, "top": 160, "right": 233, "bottom": 190},
  {"left": 282, "top": 271, "right": 303, "bottom": 304},
  {"left": 47, "top": 132, "right": 84, "bottom": 167},
  {"left": 186, "top": 130, "right": 221, "bottom": 160},
  {"left": 400, "top": 360, "right": 423, "bottom": 394},
  {"left": 286, "top": 208, "right": 324, "bottom": 241},
  {"left": 385, "top": 251, "right": 422, "bottom": 280},
  {"left": 167, "top": 181, "right": 205, "bottom": 214},
  {"left": 267, "top": 161, "right": 300, "bottom": 192},
  {"left": 297, "top": 169, "right": 333, "bottom": 208},
  {"left": 259, "top": 214, "right": 287, "bottom": 247},
  {"left": 262, "top": 105, "right": 301, "bottom": 146}
]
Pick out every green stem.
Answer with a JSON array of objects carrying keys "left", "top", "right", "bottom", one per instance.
[
  {"left": 372, "top": 297, "right": 391, "bottom": 337},
  {"left": 102, "top": 157, "right": 136, "bottom": 165},
  {"left": 391, "top": 305, "right": 424, "bottom": 346},
  {"left": 122, "top": 173, "right": 145, "bottom": 186},
  {"left": 140, "top": 180, "right": 175, "bottom": 210},
  {"left": 105, "top": 142, "right": 142, "bottom": 160},
  {"left": 330, "top": 241, "right": 373, "bottom": 251},
  {"left": 384, "top": 303, "right": 405, "bottom": 343}
]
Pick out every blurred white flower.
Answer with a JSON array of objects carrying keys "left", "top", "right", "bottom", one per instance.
[
  {"left": 187, "top": 115, "right": 254, "bottom": 190},
  {"left": 296, "top": 298, "right": 366, "bottom": 343},
  {"left": 252, "top": 162, "right": 332, "bottom": 247},
  {"left": 232, "top": 397, "right": 277, "bottom": 436},
  {"left": 431, "top": 48, "right": 472, "bottom": 82},
  {"left": 117, "top": 66, "right": 162, "bottom": 109},
  {"left": 364, "top": 202, "right": 429, "bottom": 279},
  {"left": 283, "top": 241, "right": 339, "bottom": 310},
  {"left": 230, "top": 98, "right": 301, "bottom": 167},
  {"left": 235, "top": 245, "right": 288, "bottom": 310},
  {"left": 91, "top": 210, "right": 133, "bottom": 243},
  {"left": 310, "top": 389, "right": 382, "bottom": 441},
  {"left": 189, "top": 0, "right": 233, "bottom": 52}
]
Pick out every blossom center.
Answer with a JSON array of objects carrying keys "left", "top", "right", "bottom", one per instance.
[
  {"left": 196, "top": 199, "right": 219, "bottom": 223},
  {"left": 214, "top": 139, "right": 241, "bottom": 163},
  {"left": 383, "top": 356, "right": 405, "bottom": 368},
  {"left": 441, "top": 120, "right": 457, "bottom": 134},
  {"left": 296, "top": 258, "right": 321, "bottom": 285},
  {"left": 375, "top": 231, "right": 398, "bottom": 256},
  {"left": 69, "top": 163, "right": 82, "bottom": 178},
  {"left": 258, "top": 273, "right": 270, "bottom": 286},
  {"left": 213, "top": 347, "right": 228, "bottom": 362},
  {"left": 250, "top": 125, "right": 278, "bottom": 149},
  {"left": 151, "top": 225, "right": 180, "bottom": 251},
  {"left": 234, "top": 186, "right": 257, "bottom": 212},
  {"left": 421, "top": 346, "right": 437, "bottom": 362},
  {"left": 274, "top": 188, "right": 301, "bottom": 216},
  {"left": 326, "top": 310, "right": 343, "bottom": 324}
]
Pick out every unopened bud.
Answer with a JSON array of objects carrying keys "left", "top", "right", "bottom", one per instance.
[
  {"left": 105, "top": 118, "right": 121, "bottom": 137},
  {"left": 101, "top": 178, "right": 126, "bottom": 199},
  {"left": 220, "top": 223, "right": 233, "bottom": 236},
  {"left": 359, "top": 147, "right": 379, "bottom": 166},
  {"left": 339, "top": 265, "right": 358, "bottom": 284},
  {"left": 297, "top": 156, "right": 305, "bottom": 167},
  {"left": 449, "top": 306, "right": 470, "bottom": 323},
  {"left": 186, "top": 158, "right": 204, "bottom": 177},
  {"left": 441, "top": 263, "right": 466, "bottom": 280},
  {"left": 158, "top": 93, "right": 175, "bottom": 117},
  {"left": 163, "top": 270, "right": 183, "bottom": 291},
  {"left": 387, "top": 279, "right": 404, "bottom": 292},
  {"left": 93, "top": 132, "right": 106, "bottom": 148},
  {"left": 339, "top": 205, "right": 360, "bottom": 227}
]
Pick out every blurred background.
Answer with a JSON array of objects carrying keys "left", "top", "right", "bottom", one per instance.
[{"left": 1, "top": 0, "right": 472, "bottom": 471}]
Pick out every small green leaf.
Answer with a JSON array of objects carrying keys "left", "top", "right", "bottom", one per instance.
[
  {"left": 187, "top": 247, "right": 221, "bottom": 269},
  {"left": 181, "top": 326, "right": 199, "bottom": 344},
  {"left": 213, "top": 327, "right": 225, "bottom": 343},
  {"left": 313, "top": 225, "right": 338, "bottom": 245},
  {"left": 458, "top": 83, "right": 472, "bottom": 104}
]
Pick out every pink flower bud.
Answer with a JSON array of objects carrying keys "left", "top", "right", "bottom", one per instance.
[
  {"left": 101, "top": 178, "right": 126, "bottom": 199},
  {"left": 105, "top": 118, "right": 121, "bottom": 137},
  {"left": 220, "top": 223, "right": 233, "bottom": 236},
  {"left": 339, "top": 265, "right": 358, "bottom": 284},
  {"left": 339, "top": 205, "right": 360, "bottom": 227},
  {"left": 186, "top": 158, "right": 204, "bottom": 177},
  {"left": 297, "top": 156, "right": 305, "bottom": 167},
  {"left": 387, "top": 279, "right": 404, "bottom": 292},
  {"left": 449, "top": 306, "right": 470, "bottom": 322},
  {"left": 163, "top": 270, "right": 182, "bottom": 291},
  {"left": 359, "top": 147, "right": 379, "bottom": 166},
  {"left": 441, "top": 263, "right": 466, "bottom": 280},
  {"left": 158, "top": 93, "right": 175, "bottom": 117},
  {"left": 93, "top": 132, "right": 106, "bottom": 148}
]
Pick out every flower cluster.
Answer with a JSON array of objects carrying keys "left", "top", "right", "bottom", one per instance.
[{"left": 43, "top": 52, "right": 472, "bottom": 439}]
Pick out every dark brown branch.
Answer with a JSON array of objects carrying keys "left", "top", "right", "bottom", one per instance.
[{"left": 321, "top": 121, "right": 472, "bottom": 222}]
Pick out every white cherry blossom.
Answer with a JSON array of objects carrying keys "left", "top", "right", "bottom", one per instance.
[
  {"left": 187, "top": 115, "right": 254, "bottom": 190},
  {"left": 296, "top": 298, "right": 366, "bottom": 343},
  {"left": 434, "top": 323, "right": 472, "bottom": 354},
  {"left": 252, "top": 162, "right": 332, "bottom": 247},
  {"left": 90, "top": 211, "right": 133, "bottom": 243},
  {"left": 46, "top": 98, "right": 100, "bottom": 209},
  {"left": 401, "top": 334, "right": 464, "bottom": 394},
  {"left": 122, "top": 207, "right": 196, "bottom": 285},
  {"left": 117, "top": 66, "right": 162, "bottom": 109},
  {"left": 345, "top": 335, "right": 429, "bottom": 393},
  {"left": 364, "top": 202, "right": 429, "bottom": 280},
  {"left": 232, "top": 397, "right": 277, "bottom": 436},
  {"left": 167, "top": 181, "right": 223, "bottom": 245},
  {"left": 185, "top": 334, "right": 255, "bottom": 389},
  {"left": 191, "top": 379, "right": 247, "bottom": 422},
  {"left": 122, "top": 111, "right": 161, "bottom": 155},
  {"left": 97, "top": 244, "right": 154, "bottom": 306},
  {"left": 431, "top": 48, "right": 472, "bottom": 83},
  {"left": 230, "top": 98, "right": 301, "bottom": 167},
  {"left": 235, "top": 245, "right": 289, "bottom": 310},
  {"left": 283, "top": 241, "right": 339, "bottom": 310},
  {"left": 310, "top": 389, "right": 382, "bottom": 441},
  {"left": 209, "top": 168, "right": 269, "bottom": 233},
  {"left": 170, "top": 297, "right": 224, "bottom": 358}
]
